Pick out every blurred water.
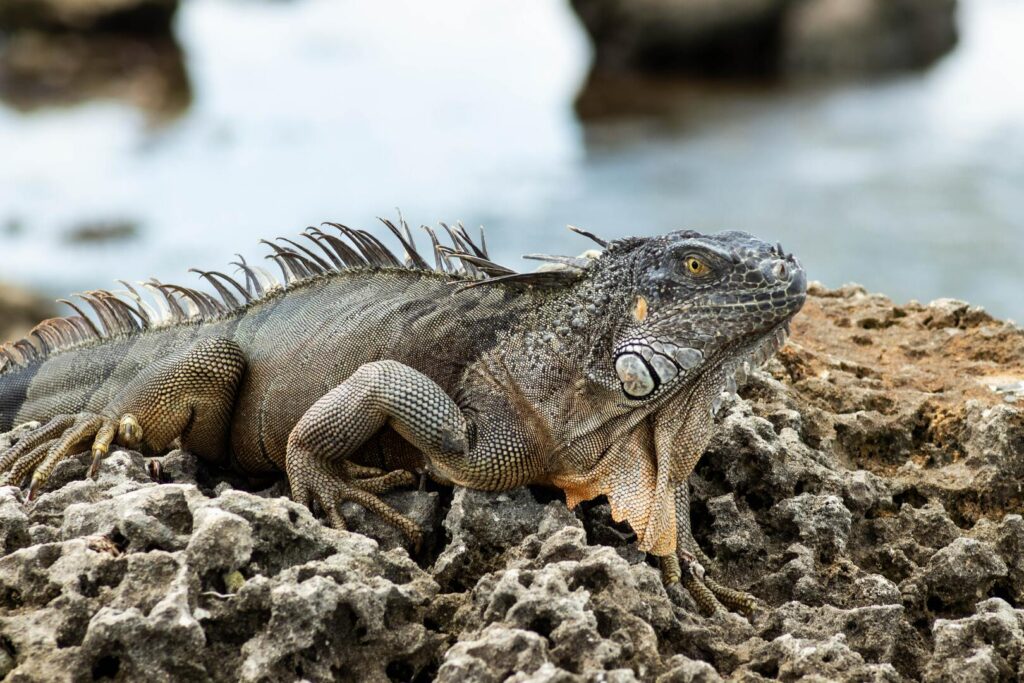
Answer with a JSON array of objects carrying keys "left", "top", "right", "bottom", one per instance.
[{"left": 0, "top": 0, "right": 1021, "bottom": 320}]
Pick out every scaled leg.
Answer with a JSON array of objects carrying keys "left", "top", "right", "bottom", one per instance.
[{"left": 285, "top": 360, "right": 471, "bottom": 543}]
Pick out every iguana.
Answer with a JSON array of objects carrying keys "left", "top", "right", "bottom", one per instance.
[{"left": 0, "top": 219, "right": 806, "bottom": 614}]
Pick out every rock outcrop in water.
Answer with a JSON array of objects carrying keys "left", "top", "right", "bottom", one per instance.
[
  {"left": 0, "top": 0, "right": 177, "bottom": 33},
  {"left": 0, "top": 0, "right": 188, "bottom": 120},
  {"left": 2, "top": 283, "right": 1023, "bottom": 681},
  {"left": 570, "top": 0, "right": 958, "bottom": 78}
]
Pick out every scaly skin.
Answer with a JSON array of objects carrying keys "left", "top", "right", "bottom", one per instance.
[{"left": 0, "top": 221, "right": 806, "bottom": 614}]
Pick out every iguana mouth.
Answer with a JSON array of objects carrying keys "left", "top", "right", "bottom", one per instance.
[{"left": 711, "top": 321, "right": 791, "bottom": 416}]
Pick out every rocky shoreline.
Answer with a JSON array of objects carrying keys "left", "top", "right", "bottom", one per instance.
[{"left": 2, "top": 283, "right": 1023, "bottom": 682}]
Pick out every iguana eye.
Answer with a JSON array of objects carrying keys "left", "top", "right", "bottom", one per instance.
[{"left": 684, "top": 256, "right": 709, "bottom": 277}]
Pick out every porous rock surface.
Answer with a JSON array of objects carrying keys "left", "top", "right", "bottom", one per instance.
[{"left": 2, "top": 284, "right": 1024, "bottom": 682}]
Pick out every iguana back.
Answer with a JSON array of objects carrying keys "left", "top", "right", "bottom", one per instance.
[{"left": 1, "top": 225, "right": 541, "bottom": 473}]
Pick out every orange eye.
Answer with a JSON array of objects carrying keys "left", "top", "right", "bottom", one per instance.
[{"left": 684, "top": 256, "right": 709, "bottom": 276}]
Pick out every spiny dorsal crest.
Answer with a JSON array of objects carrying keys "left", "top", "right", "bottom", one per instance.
[{"left": 0, "top": 218, "right": 608, "bottom": 374}]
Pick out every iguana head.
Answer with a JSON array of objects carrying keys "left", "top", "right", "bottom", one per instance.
[{"left": 601, "top": 230, "right": 806, "bottom": 402}]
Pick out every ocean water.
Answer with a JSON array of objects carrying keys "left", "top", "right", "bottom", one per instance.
[{"left": 0, "top": 0, "right": 1021, "bottom": 320}]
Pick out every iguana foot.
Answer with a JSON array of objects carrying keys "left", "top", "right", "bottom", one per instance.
[
  {"left": 661, "top": 554, "right": 761, "bottom": 618},
  {"left": 1, "top": 337, "right": 244, "bottom": 499},
  {"left": 0, "top": 413, "right": 143, "bottom": 496},
  {"left": 287, "top": 448, "right": 421, "bottom": 548},
  {"left": 701, "top": 575, "right": 760, "bottom": 616}
]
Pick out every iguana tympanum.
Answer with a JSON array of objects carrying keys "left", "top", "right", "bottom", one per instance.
[{"left": 0, "top": 220, "right": 805, "bottom": 614}]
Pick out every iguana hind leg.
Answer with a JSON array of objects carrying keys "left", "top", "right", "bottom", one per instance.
[
  {"left": 0, "top": 337, "right": 244, "bottom": 497},
  {"left": 285, "top": 360, "right": 474, "bottom": 545}
]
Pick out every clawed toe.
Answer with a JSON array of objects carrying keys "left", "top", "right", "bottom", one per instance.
[
  {"left": 340, "top": 462, "right": 387, "bottom": 479},
  {"left": 287, "top": 450, "right": 421, "bottom": 547},
  {"left": 703, "top": 575, "right": 762, "bottom": 617},
  {"left": 0, "top": 411, "right": 145, "bottom": 498},
  {"left": 662, "top": 554, "right": 761, "bottom": 618}
]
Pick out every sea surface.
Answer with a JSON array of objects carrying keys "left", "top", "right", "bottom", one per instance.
[{"left": 0, "top": 0, "right": 1021, "bottom": 320}]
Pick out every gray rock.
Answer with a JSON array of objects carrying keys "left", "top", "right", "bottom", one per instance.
[
  {"left": 774, "top": 493, "right": 852, "bottom": 559},
  {"left": 236, "top": 567, "right": 442, "bottom": 682},
  {"left": 0, "top": 487, "right": 29, "bottom": 555},
  {"left": 923, "top": 598, "right": 1024, "bottom": 682},
  {"left": 438, "top": 625, "right": 553, "bottom": 682},
  {"left": 433, "top": 486, "right": 579, "bottom": 591},
  {"left": 761, "top": 602, "right": 928, "bottom": 677},
  {"left": 736, "top": 633, "right": 901, "bottom": 681},
  {"left": 155, "top": 449, "right": 198, "bottom": 484},
  {"left": 922, "top": 537, "right": 1008, "bottom": 609},
  {"left": 706, "top": 493, "right": 765, "bottom": 562},
  {"left": 0, "top": 421, "right": 39, "bottom": 451},
  {"left": 983, "top": 514, "right": 1024, "bottom": 605},
  {"left": 185, "top": 506, "right": 253, "bottom": 575},
  {"left": 60, "top": 483, "right": 198, "bottom": 553},
  {"left": 656, "top": 655, "right": 723, "bottom": 682}
]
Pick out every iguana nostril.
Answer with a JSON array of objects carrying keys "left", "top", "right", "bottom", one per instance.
[
  {"left": 773, "top": 261, "right": 789, "bottom": 282},
  {"left": 788, "top": 265, "right": 808, "bottom": 296}
]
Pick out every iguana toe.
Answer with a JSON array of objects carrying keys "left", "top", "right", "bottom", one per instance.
[
  {"left": 287, "top": 447, "right": 421, "bottom": 547},
  {"left": 0, "top": 411, "right": 153, "bottom": 498},
  {"left": 117, "top": 414, "right": 143, "bottom": 448},
  {"left": 682, "top": 571, "right": 725, "bottom": 617},
  {"left": 703, "top": 575, "right": 763, "bottom": 618},
  {"left": 661, "top": 553, "right": 760, "bottom": 618}
]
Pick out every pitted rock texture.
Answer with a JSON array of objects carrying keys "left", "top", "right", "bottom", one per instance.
[{"left": 1, "top": 284, "right": 1024, "bottom": 682}]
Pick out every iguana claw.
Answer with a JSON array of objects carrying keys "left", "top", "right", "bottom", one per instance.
[{"left": 661, "top": 553, "right": 760, "bottom": 617}]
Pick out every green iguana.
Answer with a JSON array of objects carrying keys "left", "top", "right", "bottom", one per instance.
[{"left": 0, "top": 219, "right": 806, "bottom": 614}]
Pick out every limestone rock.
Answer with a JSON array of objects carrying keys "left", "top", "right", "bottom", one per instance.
[{"left": 1, "top": 285, "right": 1023, "bottom": 680}]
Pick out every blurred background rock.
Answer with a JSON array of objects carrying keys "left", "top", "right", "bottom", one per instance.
[
  {"left": 0, "top": 0, "right": 189, "bottom": 119},
  {"left": 0, "top": 282, "right": 55, "bottom": 343},
  {"left": 0, "top": 0, "right": 1020, "bottom": 338},
  {"left": 571, "top": 0, "right": 958, "bottom": 78}
]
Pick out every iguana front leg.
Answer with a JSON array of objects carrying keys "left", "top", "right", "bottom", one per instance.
[
  {"left": 670, "top": 482, "right": 760, "bottom": 616},
  {"left": 0, "top": 338, "right": 244, "bottom": 496},
  {"left": 653, "top": 404, "right": 761, "bottom": 616}
]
